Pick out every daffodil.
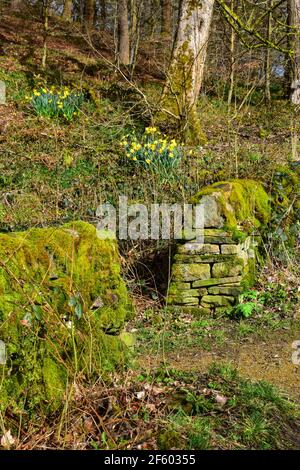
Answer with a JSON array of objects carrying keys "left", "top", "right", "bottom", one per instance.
[{"left": 145, "top": 126, "right": 157, "bottom": 135}]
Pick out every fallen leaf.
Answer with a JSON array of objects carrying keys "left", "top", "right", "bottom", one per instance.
[
  {"left": 215, "top": 394, "right": 228, "bottom": 406},
  {"left": 1, "top": 430, "right": 15, "bottom": 449}
]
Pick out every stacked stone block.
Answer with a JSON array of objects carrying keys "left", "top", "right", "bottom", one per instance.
[{"left": 167, "top": 229, "right": 257, "bottom": 313}]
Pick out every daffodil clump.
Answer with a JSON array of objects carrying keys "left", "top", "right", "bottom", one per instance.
[
  {"left": 26, "top": 86, "right": 84, "bottom": 121},
  {"left": 121, "top": 127, "right": 183, "bottom": 173}
]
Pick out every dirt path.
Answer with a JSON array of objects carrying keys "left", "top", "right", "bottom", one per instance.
[{"left": 140, "top": 329, "right": 300, "bottom": 400}]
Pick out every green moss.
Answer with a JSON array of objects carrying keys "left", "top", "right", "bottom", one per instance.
[
  {"left": 158, "top": 429, "right": 184, "bottom": 450},
  {"left": 193, "top": 180, "right": 271, "bottom": 239},
  {"left": 0, "top": 221, "right": 133, "bottom": 415}
]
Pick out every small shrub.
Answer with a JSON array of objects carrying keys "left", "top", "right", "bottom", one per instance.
[
  {"left": 228, "top": 290, "right": 260, "bottom": 319},
  {"left": 26, "top": 86, "right": 84, "bottom": 121}
]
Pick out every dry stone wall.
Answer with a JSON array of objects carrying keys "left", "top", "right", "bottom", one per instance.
[{"left": 167, "top": 180, "right": 269, "bottom": 314}]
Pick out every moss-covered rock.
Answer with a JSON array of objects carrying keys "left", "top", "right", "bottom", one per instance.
[
  {"left": 192, "top": 180, "right": 271, "bottom": 241},
  {"left": 201, "top": 295, "right": 235, "bottom": 307},
  {"left": 212, "top": 260, "right": 243, "bottom": 278},
  {"left": 172, "top": 263, "right": 211, "bottom": 282},
  {"left": 192, "top": 276, "right": 242, "bottom": 288},
  {"left": 0, "top": 221, "right": 133, "bottom": 415}
]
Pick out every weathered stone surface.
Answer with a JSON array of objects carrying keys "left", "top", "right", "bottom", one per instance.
[
  {"left": 180, "top": 229, "right": 235, "bottom": 244},
  {"left": 204, "top": 229, "right": 231, "bottom": 237},
  {"left": 167, "top": 296, "right": 199, "bottom": 306},
  {"left": 208, "top": 286, "right": 243, "bottom": 296},
  {"left": 198, "top": 288, "right": 208, "bottom": 296},
  {"left": 201, "top": 295, "right": 235, "bottom": 307},
  {"left": 193, "top": 276, "right": 243, "bottom": 288},
  {"left": 212, "top": 261, "right": 242, "bottom": 278},
  {"left": 177, "top": 243, "right": 220, "bottom": 255},
  {"left": 203, "top": 229, "right": 235, "bottom": 244},
  {"left": 221, "top": 244, "right": 239, "bottom": 254},
  {"left": 172, "top": 263, "right": 211, "bottom": 282},
  {"left": 201, "top": 301, "right": 213, "bottom": 309},
  {"left": 221, "top": 282, "right": 241, "bottom": 286},
  {"left": 180, "top": 229, "right": 204, "bottom": 241},
  {"left": 174, "top": 253, "right": 234, "bottom": 264},
  {"left": 200, "top": 194, "right": 224, "bottom": 228},
  {"left": 170, "top": 289, "right": 200, "bottom": 298},
  {"left": 168, "top": 282, "right": 191, "bottom": 291}
]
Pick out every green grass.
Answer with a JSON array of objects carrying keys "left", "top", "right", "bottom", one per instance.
[
  {"left": 136, "top": 276, "right": 299, "bottom": 355},
  {"left": 153, "top": 363, "right": 299, "bottom": 450},
  {"left": 0, "top": 58, "right": 296, "bottom": 232}
]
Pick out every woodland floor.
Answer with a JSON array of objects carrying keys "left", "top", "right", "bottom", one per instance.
[{"left": 0, "top": 9, "right": 300, "bottom": 450}]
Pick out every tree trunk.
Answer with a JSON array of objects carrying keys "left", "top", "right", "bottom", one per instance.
[
  {"left": 99, "top": 0, "right": 107, "bottom": 30},
  {"left": 161, "top": 0, "right": 172, "bottom": 38},
  {"left": 118, "top": 0, "right": 130, "bottom": 65},
  {"left": 289, "top": 0, "right": 300, "bottom": 104},
  {"left": 160, "top": 0, "right": 215, "bottom": 143},
  {"left": 288, "top": 0, "right": 300, "bottom": 161},
  {"left": 10, "top": 0, "right": 24, "bottom": 9},
  {"left": 227, "top": 0, "right": 236, "bottom": 109},
  {"left": 42, "top": 1, "right": 49, "bottom": 70},
  {"left": 264, "top": 0, "right": 273, "bottom": 105},
  {"left": 62, "top": 0, "right": 73, "bottom": 22},
  {"left": 84, "top": 0, "right": 95, "bottom": 32}
]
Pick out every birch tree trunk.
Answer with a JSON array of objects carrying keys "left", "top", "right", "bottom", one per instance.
[
  {"left": 288, "top": 0, "right": 300, "bottom": 161},
  {"left": 42, "top": 1, "right": 49, "bottom": 70},
  {"left": 161, "top": 0, "right": 172, "bottom": 38},
  {"left": 289, "top": 0, "right": 300, "bottom": 104},
  {"left": 264, "top": 0, "right": 273, "bottom": 105},
  {"left": 227, "top": 0, "right": 236, "bottom": 109},
  {"left": 159, "top": 0, "right": 215, "bottom": 143},
  {"left": 62, "top": 0, "right": 73, "bottom": 22},
  {"left": 118, "top": 0, "right": 130, "bottom": 65}
]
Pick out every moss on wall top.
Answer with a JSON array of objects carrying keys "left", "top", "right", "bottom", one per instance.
[{"left": 192, "top": 180, "right": 271, "bottom": 240}]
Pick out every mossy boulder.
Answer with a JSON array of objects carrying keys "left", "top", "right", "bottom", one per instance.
[
  {"left": 0, "top": 221, "right": 133, "bottom": 415},
  {"left": 192, "top": 180, "right": 271, "bottom": 241}
]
